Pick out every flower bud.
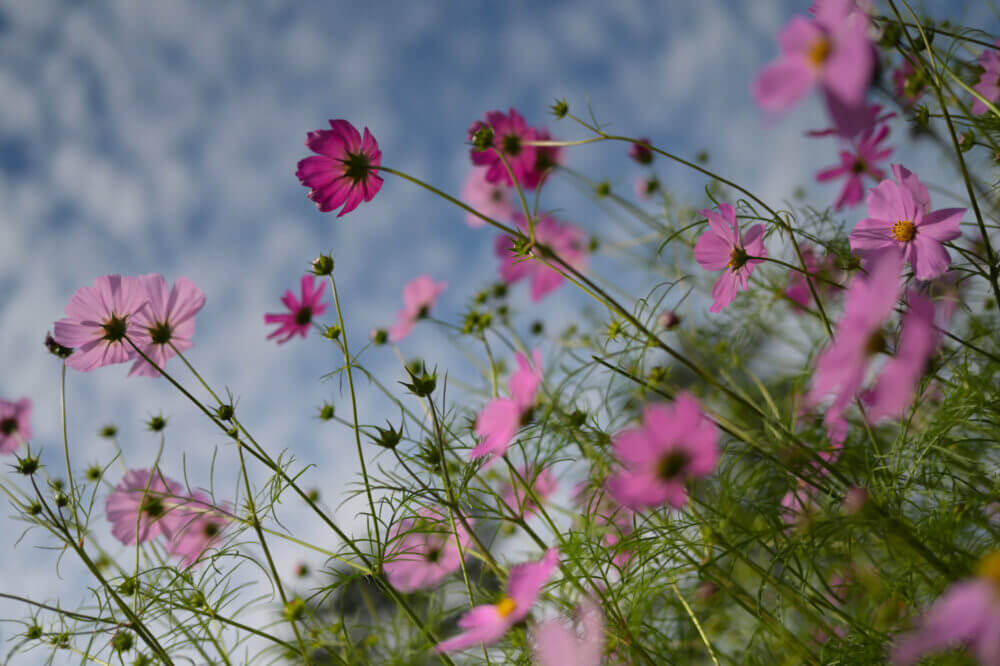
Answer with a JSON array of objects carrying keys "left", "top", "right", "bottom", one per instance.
[
  {"left": 111, "top": 631, "right": 134, "bottom": 653},
  {"left": 401, "top": 363, "right": 437, "bottom": 397},
  {"left": 370, "top": 328, "right": 388, "bottom": 346},
  {"left": 16, "top": 454, "right": 40, "bottom": 475},
  {"left": 215, "top": 404, "right": 235, "bottom": 421},
  {"left": 368, "top": 421, "right": 403, "bottom": 450},
  {"left": 658, "top": 310, "right": 681, "bottom": 329},
  {"left": 146, "top": 415, "right": 167, "bottom": 432},
  {"left": 99, "top": 424, "right": 118, "bottom": 439},
  {"left": 594, "top": 180, "right": 611, "bottom": 197},
  {"left": 45, "top": 332, "right": 73, "bottom": 359},
  {"left": 311, "top": 254, "right": 335, "bottom": 276},
  {"left": 550, "top": 98, "right": 569, "bottom": 119},
  {"left": 283, "top": 598, "right": 306, "bottom": 622},
  {"left": 470, "top": 123, "right": 494, "bottom": 151},
  {"left": 628, "top": 138, "right": 653, "bottom": 165},
  {"left": 318, "top": 403, "right": 335, "bottom": 421},
  {"left": 323, "top": 325, "right": 342, "bottom": 340}
]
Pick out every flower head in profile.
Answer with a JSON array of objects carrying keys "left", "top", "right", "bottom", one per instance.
[
  {"left": 388, "top": 275, "right": 447, "bottom": 342},
  {"left": 128, "top": 275, "right": 206, "bottom": 378},
  {"left": 495, "top": 214, "right": 588, "bottom": 302},
  {"left": 468, "top": 109, "right": 539, "bottom": 188},
  {"left": 0, "top": 398, "right": 32, "bottom": 455},
  {"left": 849, "top": 164, "right": 965, "bottom": 280},
  {"left": 472, "top": 350, "right": 543, "bottom": 464},
  {"left": 462, "top": 166, "right": 514, "bottom": 228},
  {"left": 296, "top": 119, "right": 383, "bottom": 217},
  {"left": 52, "top": 275, "right": 149, "bottom": 372},
  {"left": 606, "top": 393, "right": 719, "bottom": 511},
  {"left": 384, "top": 507, "right": 472, "bottom": 592},
  {"left": 693, "top": 203, "right": 766, "bottom": 313},
  {"left": 435, "top": 548, "right": 560, "bottom": 653},
  {"left": 106, "top": 468, "right": 185, "bottom": 545},
  {"left": 972, "top": 40, "right": 1000, "bottom": 116},
  {"left": 532, "top": 598, "right": 605, "bottom": 666},
  {"left": 164, "top": 491, "right": 231, "bottom": 568},
  {"left": 264, "top": 275, "right": 329, "bottom": 344},
  {"left": 816, "top": 122, "right": 892, "bottom": 211},
  {"left": 501, "top": 466, "right": 557, "bottom": 519}
]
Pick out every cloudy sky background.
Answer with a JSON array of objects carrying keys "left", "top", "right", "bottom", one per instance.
[{"left": 0, "top": 0, "right": 993, "bottom": 661}]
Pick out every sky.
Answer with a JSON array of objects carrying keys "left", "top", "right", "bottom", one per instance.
[{"left": 0, "top": 0, "right": 992, "bottom": 661}]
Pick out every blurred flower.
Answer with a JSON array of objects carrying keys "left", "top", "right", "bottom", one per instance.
[
  {"left": 264, "top": 275, "right": 329, "bottom": 344},
  {"left": 164, "top": 491, "right": 230, "bottom": 569},
  {"left": 628, "top": 137, "right": 653, "bottom": 164},
  {"left": 658, "top": 309, "right": 680, "bottom": 329},
  {"left": 296, "top": 119, "right": 383, "bottom": 217},
  {"left": 531, "top": 597, "right": 605, "bottom": 666},
  {"left": 693, "top": 203, "right": 767, "bottom": 313},
  {"left": 576, "top": 484, "right": 636, "bottom": 567},
  {"left": 472, "top": 350, "right": 543, "bottom": 463},
  {"left": 500, "top": 466, "right": 557, "bottom": 518},
  {"left": 892, "top": 60, "right": 925, "bottom": 106},
  {"left": 388, "top": 275, "right": 447, "bottom": 342},
  {"left": 0, "top": 398, "right": 32, "bottom": 455},
  {"left": 635, "top": 176, "right": 660, "bottom": 200},
  {"left": 384, "top": 507, "right": 472, "bottom": 592},
  {"left": 106, "top": 468, "right": 184, "bottom": 545},
  {"left": 785, "top": 246, "right": 838, "bottom": 310},
  {"left": 524, "top": 128, "right": 563, "bottom": 189},
  {"left": 816, "top": 122, "right": 892, "bottom": 210},
  {"left": 972, "top": 40, "right": 1000, "bottom": 116},
  {"left": 495, "top": 213, "right": 588, "bottom": 301},
  {"left": 462, "top": 165, "right": 514, "bottom": 227},
  {"left": 468, "top": 109, "right": 539, "bottom": 187},
  {"left": 128, "top": 275, "right": 206, "bottom": 378}
]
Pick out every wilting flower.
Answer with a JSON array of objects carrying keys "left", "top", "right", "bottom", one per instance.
[
  {"left": 52, "top": 275, "right": 149, "bottom": 372},
  {"left": 500, "top": 466, "right": 557, "bottom": 518},
  {"left": 892, "top": 60, "right": 925, "bottom": 106},
  {"left": 786, "top": 246, "right": 838, "bottom": 310},
  {"left": 472, "top": 350, "right": 542, "bottom": 463},
  {"left": 164, "top": 491, "right": 230, "bottom": 568},
  {"left": 296, "top": 119, "right": 383, "bottom": 217},
  {"left": 468, "top": 109, "right": 539, "bottom": 187},
  {"left": 264, "top": 275, "right": 329, "bottom": 344},
  {"left": 462, "top": 166, "right": 514, "bottom": 227},
  {"left": 850, "top": 164, "right": 965, "bottom": 280},
  {"left": 384, "top": 507, "right": 472, "bottom": 592},
  {"left": 388, "top": 275, "right": 447, "bottom": 342},
  {"left": 128, "top": 275, "right": 206, "bottom": 378},
  {"left": 972, "top": 41, "right": 1000, "bottom": 116},
  {"left": 106, "top": 468, "right": 184, "bottom": 545},
  {"left": 693, "top": 203, "right": 767, "bottom": 313},
  {"left": 0, "top": 398, "right": 32, "bottom": 455},
  {"left": 495, "top": 214, "right": 588, "bottom": 301},
  {"left": 816, "top": 122, "right": 892, "bottom": 210},
  {"left": 435, "top": 548, "right": 560, "bottom": 652},
  {"left": 532, "top": 598, "right": 605, "bottom": 666},
  {"left": 606, "top": 393, "right": 719, "bottom": 511},
  {"left": 629, "top": 138, "right": 654, "bottom": 164}
]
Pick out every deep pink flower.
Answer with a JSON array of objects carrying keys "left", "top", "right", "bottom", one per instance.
[
  {"left": 388, "top": 275, "right": 447, "bottom": 342},
  {"left": 786, "top": 246, "right": 838, "bottom": 310},
  {"left": 816, "top": 122, "right": 892, "bottom": 210},
  {"left": 264, "top": 275, "right": 329, "bottom": 344},
  {"left": 128, "top": 275, "right": 206, "bottom": 378},
  {"left": 164, "top": 491, "right": 230, "bottom": 568},
  {"left": 806, "top": 103, "right": 894, "bottom": 141},
  {"left": 501, "top": 466, "right": 557, "bottom": 518},
  {"left": 893, "top": 60, "right": 925, "bottom": 106},
  {"left": 296, "top": 119, "right": 383, "bottom": 217},
  {"left": 606, "top": 394, "right": 719, "bottom": 511},
  {"left": 52, "top": 275, "right": 149, "bottom": 372},
  {"left": 384, "top": 507, "right": 472, "bottom": 592},
  {"left": 471, "top": 350, "right": 543, "bottom": 463},
  {"left": 629, "top": 138, "right": 653, "bottom": 164},
  {"left": 468, "top": 109, "right": 539, "bottom": 188},
  {"left": 693, "top": 203, "right": 767, "bottom": 313},
  {"left": 973, "top": 41, "right": 1000, "bottom": 116},
  {"left": 435, "top": 548, "right": 560, "bottom": 652},
  {"left": 106, "top": 468, "right": 185, "bottom": 545},
  {"left": 850, "top": 164, "right": 965, "bottom": 280},
  {"left": 462, "top": 166, "right": 514, "bottom": 228},
  {"left": 532, "top": 598, "right": 605, "bottom": 666},
  {"left": 495, "top": 213, "right": 588, "bottom": 301},
  {"left": 0, "top": 398, "right": 32, "bottom": 455},
  {"left": 522, "top": 128, "right": 564, "bottom": 190}
]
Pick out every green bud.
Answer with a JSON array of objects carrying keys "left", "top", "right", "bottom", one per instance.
[
  {"left": 27, "top": 502, "right": 42, "bottom": 516},
  {"left": 283, "top": 598, "right": 306, "bottom": 622},
  {"left": 594, "top": 181, "right": 611, "bottom": 197},
  {"left": 53, "top": 492, "right": 70, "bottom": 508},
  {"left": 118, "top": 577, "right": 138, "bottom": 596},
  {"left": 133, "top": 654, "right": 153, "bottom": 666},
  {"left": 98, "top": 424, "right": 118, "bottom": 438},
  {"left": 960, "top": 130, "right": 976, "bottom": 153},
  {"left": 567, "top": 410, "right": 587, "bottom": 428},
  {"left": 878, "top": 22, "right": 901, "bottom": 48},
  {"left": 530, "top": 320, "right": 544, "bottom": 335},
  {"left": 550, "top": 98, "right": 569, "bottom": 119},
  {"left": 401, "top": 363, "right": 437, "bottom": 398},
  {"left": 491, "top": 283, "right": 508, "bottom": 299},
  {"left": 471, "top": 124, "right": 494, "bottom": 151},
  {"left": 306, "top": 488, "right": 320, "bottom": 502},
  {"left": 85, "top": 465, "right": 102, "bottom": 482},
  {"left": 318, "top": 403, "right": 335, "bottom": 421},
  {"left": 146, "top": 414, "right": 167, "bottom": 432},
  {"left": 695, "top": 150, "right": 710, "bottom": 164},
  {"left": 215, "top": 404, "right": 235, "bottom": 421},
  {"left": 112, "top": 631, "right": 134, "bottom": 653},
  {"left": 311, "top": 254, "right": 334, "bottom": 276},
  {"left": 26, "top": 625, "right": 43, "bottom": 640},
  {"left": 368, "top": 421, "right": 403, "bottom": 450},
  {"left": 323, "top": 324, "right": 342, "bottom": 340},
  {"left": 370, "top": 328, "right": 388, "bottom": 346},
  {"left": 16, "top": 455, "right": 40, "bottom": 475}
]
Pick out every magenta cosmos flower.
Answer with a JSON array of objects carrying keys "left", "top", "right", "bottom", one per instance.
[
  {"left": 264, "top": 275, "right": 329, "bottom": 343},
  {"left": 501, "top": 466, "right": 557, "bottom": 519},
  {"left": 164, "top": 491, "right": 231, "bottom": 569},
  {"left": 893, "top": 551, "right": 1000, "bottom": 665},
  {"left": 435, "top": 548, "right": 560, "bottom": 653},
  {"left": 106, "top": 468, "right": 185, "bottom": 545},
  {"left": 523, "top": 128, "right": 564, "bottom": 190},
  {"left": 973, "top": 41, "right": 1000, "bottom": 116},
  {"left": 0, "top": 398, "right": 32, "bottom": 455},
  {"left": 468, "top": 108, "right": 539, "bottom": 188},
  {"left": 472, "top": 349, "right": 543, "bottom": 464},
  {"left": 850, "top": 164, "right": 966, "bottom": 280},
  {"left": 532, "top": 598, "right": 605, "bottom": 666},
  {"left": 693, "top": 203, "right": 767, "bottom": 313},
  {"left": 628, "top": 137, "right": 653, "bottom": 164},
  {"left": 495, "top": 214, "right": 589, "bottom": 302},
  {"left": 384, "top": 507, "right": 473, "bottom": 593},
  {"left": 128, "top": 275, "right": 206, "bottom": 378},
  {"left": 606, "top": 393, "right": 719, "bottom": 511},
  {"left": 388, "top": 275, "right": 447, "bottom": 342},
  {"left": 296, "top": 119, "right": 383, "bottom": 217},
  {"left": 52, "top": 275, "right": 149, "bottom": 372},
  {"left": 462, "top": 165, "right": 514, "bottom": 228},
  {"left": 816, "top": 121, "right": 892, "bottom": 211}
]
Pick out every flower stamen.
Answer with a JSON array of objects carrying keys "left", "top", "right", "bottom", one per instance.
[{"left": 891, "top": 219, "right": 916, "bottom": 243}]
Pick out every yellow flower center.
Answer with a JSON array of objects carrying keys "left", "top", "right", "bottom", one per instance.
[
  {"left": 807, "top": 37, "right": 832, "bottom": 67},
  {"left": 977, "top": 551, "right": 1000, "bottom": 587},
  {"left": 891, "top": 220, "right": 916, "bottom": 243},
  {"left": 495, "top": 596, "right": 517, "bottom": 618}
]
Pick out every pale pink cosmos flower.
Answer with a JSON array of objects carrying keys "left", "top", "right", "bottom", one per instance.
[
  {"left": 532, "top": 598, "right": 605, "bottom": 666},
  {"left": 472, "top": 350, "right": 543, "bottom": 464},
  {"left": 606, "top": 393, "right": 719, "bottom": 511},
  {"left": 128, "top": 275, "right": 206, "bottom": 378},
  {"left": 296, "top": 119, "right": 383, "bottom": 217},
  {"left": 164, "top": 491, "right": 231, "bottom": 569},
  {"left": 816, "top": 122, "right": 892, "bottom": 210},
  {"left": 495, "top": 213, "right": 589, "bottom": 301},
  {"left": 469, "top": 109, "right": 539, "bottom": 187},
  {"left": 850, "top": 164, "right": 966, "bottom": 280},
  {"left": 384, "top": 507, "right": 472, "bottom": 593},
  {"left": 972, "top": 41, "right": 1000, "bottom": 116},
  {"left": 106, "top": 468, "right": 185, "bottom": 545},
  {"left": 462, "top": 166, "right": 514, "bottom": 228},
  {"left": 435, "top": 548, "right": 560, "bottom": 653},
  {"left": 500, "top": 466, "right": 557, "bottom": 519},
  {"left": 0, "top": 398, "right": 32, "bottom": 455},
  {"left": 693, "top": 203, "right": 767, "bottom": 313},
  {"left": 52, "top": 275, "right": 149, "bottom": 372},
  {"left": 264, "top": 275, "right": 329, "bottom": 344},
  {"left": 388, "top": 275, "right": 447, "bottom": 342}
]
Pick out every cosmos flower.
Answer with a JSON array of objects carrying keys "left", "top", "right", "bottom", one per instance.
[
  {"left": 388, "top": 275, "right": 447, "bottom": 342},
  {"left": 531, "top": 598, "right": 605, "bottom": 666},
  {"left": 296, "top": 119, "right": 383, "bottom": 217},
  {"left": 500, "top": 466, "right": 557, "bottom": 519},
  {"left": 264, "top": 275, "right": 329, "bottom": 344},
  {"left": 128, "top": 275, "right": 206, "bottom": 378},
  {"left": 468, "top": 109, "right": 539, "bottom": 188},
  {"left": 462, "top": 165, "right": 515, "bottom": 227},
  {"left": 523, "top": 127, "right": 564, "bottom": 190},
  {"left": 693, "top": 203, "right": 767, "bottom": 313},
  {"left": 785, "top": 246, "right": 838, "bottom": 310},
  {"left": 892, "top": 60, "right": 925, "bottom": 107},
  {"left": 816, "top": 122, "right": 892, "bottom": 210},
  {"left": 628, "top": 137, "right": 654, "bottom": 164},
  {"left": 105, "top": 468, "right": 185, "bottom": 546},
  {"left": 164, "top": 491, "right": 231, "bottom": 569},
  {"left": 495, "top": 213, "right": 589, "bottom": 301},
  {"left": 972, "top": 41, "right": 1000, "bottom": 116},
  {"left": 472, "top": 350, "right": 543, "bottom": 464},
  {"left": 0, "top": 398, "right": 32, "bottom": 455},
  {"left": 383, "top": 507, "right": 472, "bottom": 593}
]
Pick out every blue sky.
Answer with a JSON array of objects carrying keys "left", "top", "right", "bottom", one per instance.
[{"left": 0, "top": 0, "right": 992, "bottom": 660}]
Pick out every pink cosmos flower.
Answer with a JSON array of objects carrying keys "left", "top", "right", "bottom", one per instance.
[
  {"left": 384, "top": 507, "right": 472, "bottom": 593},
  {"left": 785, "top": 246, "right": 838, "bottom": 310},
  {"left": 522, "top": 127, "right": 564, "bottom": 190},
  {"left": 606, "top": 393, "right": 719, "bottom": 511},
  {"left": 472, "top": 350, "right": 543, "bottom": 463},
  {"left": 435, "top": 548, "right": 560, "bottom": 653},
  {"left": 972, "top": 41, "right": 1000, "bottom": 116},
  {"left": 468, "top": 109, "right": 539, "bottom": 188},
  {"left": 849, "top": 164, "right": 966, "bottom": 280},
  {"left": 106, "top": 468, "right": 185, "bottom": 545},
  {"left": 629, "top": 137, "right": 653, "bottom": 164},
  {"left": 893, "top": 60, "right": 925, "bottom": 106},
  {"left": 0, "top": 398, "right": 32, "bottom": 455},
  {"left": 388, "top": 275, "right": 447, "bottom": 342},
  {"left": 296, "top": 119, "right": 383, "bottom": 217},
  {"left": 128, "top": 275, "right": 206, "bottom": 378},
  {"left": 495, "top": 214, "right": 589, "bottom": 302},
  {"left": 462, "top": 166, "right": 514, "bottom": 228},
  {"left": 531, "top": 598, "right": 605, "bottom": 666},
  {"left": 501, "top": 466, "right": 557, "bottom": 518},
  {"left": 164, "top": 491, "right": 231, "bottom": 568},
  {"left": 52, "top": 275, "right": 149, "bottom": 372},
  {"left": 806, "top": 103, "right": 894, "bottom": 141},
  {"left": 264, "top": 275, "right": 329, "bottom": 344},
  {"left": 816, "top": 122, "right": 892, "bottom": 210},
  {"left": 693, "top": 203, "right": 767, "bottom": 313}
]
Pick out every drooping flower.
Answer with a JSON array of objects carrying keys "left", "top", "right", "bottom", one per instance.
[
  {"left": 0, "top": 398, "right": 32, "bottom": 455},
  {"left": 500, "top": 466, "right": 557, "bottom": 519},
  {"left": 105, "top": 468, "right": 185, "bottom": 545},
  {"left": 296, "top": 119, "right": 383, "bottom": 217},
  {"left": 52, "top": 275, "right": 149, "bottom": 372},
  {"left": 972, "top": 41, "right": 1000, "bottom": 116},
  {"left": 128, "top": 275, "right": 206, "bottom": 378},
  {"left": 388, "top": 275, "right": 447, "bottom": 342},
  {"left": 384, "top": 507, "right": 472, "bottom": 593},
  {"left": 606, "top": 393, "right": 719, "bottom": 511},
  {"left": 628, "top": 138, "right": 654, "bottom": 164},
  {"left": 264, "top": 275, "right": 329, "bottom": 344},
  {"left": 472, "top": 350, "right": 543, "bottom": 463},
  {"left": 532, "top": 598, "right": 605, "bottom": 666},
  {"left": 693, "top": 203, "right": 767, "bottom": 313},
  {"left": 468, "top": 109, "right": 539, "bottom": 188},
  {"left": 435, "top": 548, "right": 560, "bottom": 653},
  {"left": 164, "top": 491, "right": 231, "bottom": 568},
  {"left": 849, "top": 164, "right": 965, "bottom": 280},
  {"left": 785, "top": 246, "right": 839, "bottom": 310},
  {"left": 816, "top": 122, "right": 892, "bottom": 210},
  {"left": 462, "top": 166, "right": 514, "bottom": 228},
  {"left": 495, "top": 214, "right": 589, "bottom": 301}
]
